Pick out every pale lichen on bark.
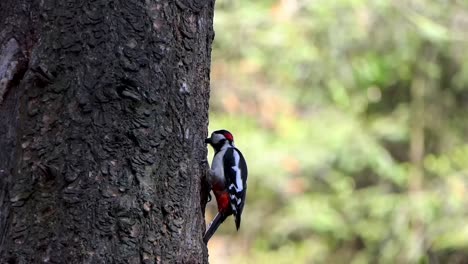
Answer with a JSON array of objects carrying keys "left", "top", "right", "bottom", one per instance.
[{"left": 0, "top": 38, "right": 20, "bottom": 105}]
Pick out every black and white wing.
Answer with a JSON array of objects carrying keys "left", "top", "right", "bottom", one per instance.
[{"left": 223, "top": 147, "right": 248, "bottom": 229}]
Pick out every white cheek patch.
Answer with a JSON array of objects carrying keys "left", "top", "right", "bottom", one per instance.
[{"left": 211, "top": 133, "right": 225, "bottom": 145}]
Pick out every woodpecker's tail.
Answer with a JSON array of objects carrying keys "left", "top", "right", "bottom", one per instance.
[{"left": 203, "top": 212, "right": 227, "bottom": 244}]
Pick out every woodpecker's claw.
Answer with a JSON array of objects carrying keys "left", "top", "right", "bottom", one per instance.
[
  {"left": 201, "top": 158, "right": 208, "bottom": 165},
  {"left": 207, "top": 192, "right": 212, "bottom": 202}
]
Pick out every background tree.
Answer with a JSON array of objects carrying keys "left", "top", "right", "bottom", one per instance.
[{"left": 0, "top": 0, "right": 214, "bottom": 263}]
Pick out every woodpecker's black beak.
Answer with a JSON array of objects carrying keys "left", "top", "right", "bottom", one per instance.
[{"left": 205, "top": 138, "right": 212, "bottom": 144}]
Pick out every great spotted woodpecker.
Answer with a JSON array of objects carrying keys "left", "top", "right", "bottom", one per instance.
[{"left": 203, "top": 129, "right": 248, "bottom": 244}]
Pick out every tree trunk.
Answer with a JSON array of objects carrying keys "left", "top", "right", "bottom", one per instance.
[{"left": 0, "top": 0, "right": 213, "bottom": 263}]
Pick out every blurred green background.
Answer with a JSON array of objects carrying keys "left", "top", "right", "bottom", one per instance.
[{"left": 205, "top": 0, "right": 468, "bottom": 263}]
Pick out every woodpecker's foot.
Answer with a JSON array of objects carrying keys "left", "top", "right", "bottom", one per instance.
[{"left": 207, "top": 192, "right": 212, "bottom": 202}]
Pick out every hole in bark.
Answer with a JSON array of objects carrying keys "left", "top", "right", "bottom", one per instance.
[
  {"left": 41, "top": 206, "right": 55, "bottom": 218},
  {"left": 116, "top": 84, "right": 125, "bottom": 97},
  {"left": 7, "top": 257, "right": 17, "bottom": 264}
]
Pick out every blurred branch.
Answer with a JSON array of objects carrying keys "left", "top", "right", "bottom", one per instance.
[{"left": 409, "top": 44, "right": 437, "bottom": 192}]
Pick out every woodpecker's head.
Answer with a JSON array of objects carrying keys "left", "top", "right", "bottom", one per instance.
[{"left": 205, "top": 129, "right": 234, "bottom": 152}]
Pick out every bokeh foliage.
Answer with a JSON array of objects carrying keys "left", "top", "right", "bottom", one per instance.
[{"left": 207, "top": 0, "right": 468, "bottom": 263}]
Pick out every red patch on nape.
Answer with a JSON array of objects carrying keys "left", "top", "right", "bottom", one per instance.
[{"left": 224, "top": 132, "right": 234, "bottom": 142}]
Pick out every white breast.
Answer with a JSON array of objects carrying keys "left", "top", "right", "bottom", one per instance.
[{"left": 211, "top": 148, "right": 227, "bottom": 186}]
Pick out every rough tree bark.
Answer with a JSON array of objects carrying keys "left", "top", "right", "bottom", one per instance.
[{"left": 0, "top": 0, "right": 213, "bottom": 263}]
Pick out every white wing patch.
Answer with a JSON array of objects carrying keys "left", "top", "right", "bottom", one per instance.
[
  {"left": 229, "top": 194, "right": 242, "bottom": 205},
  {"left": 229, "top": 151, "right": 243, "bottom": 192},
  {"left": 230, "top": 196, "right": 237, "bottom": 211},
  {"left": 228, "top": 150, "right": 245, "bottom": 212}
]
